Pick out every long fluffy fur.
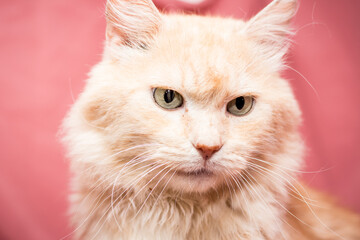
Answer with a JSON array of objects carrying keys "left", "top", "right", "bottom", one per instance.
[{"left": 62, "top": 0, "right": 360, "bottom": 239}]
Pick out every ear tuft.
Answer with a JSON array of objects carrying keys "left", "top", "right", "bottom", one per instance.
[
  {"left": 105, "top": 0, "right": 161, "bottom": 50},
  {"left": 244, "top": 0, "right": 298, "bottom": 62}
]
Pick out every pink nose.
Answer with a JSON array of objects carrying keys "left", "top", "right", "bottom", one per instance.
[{"left": 195, "top": 144, "right": 222, "bottom": 160}]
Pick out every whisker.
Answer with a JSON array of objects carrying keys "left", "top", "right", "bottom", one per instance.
[
  {"left": 241, "top": 152, "right": 332, "bottom": 174},
  {"left": 121, "top": 165, "right": 171, "bottom": 217},
  {"left": 245, "top": 163, "right": 346, "bottom": 239},
  {"left": 245, "top": 161, "right": 319, "bottom": 205},
  {"left": 65, "top": 155, "right": 158, "bottom": 239},
  {"left": 91, "top": 163, "right": 167, "bottom": 240},
  {"left": 67, "top": 154, "right": 156, "bottom": 235},
  {"left": 224, "top": 169, "right": 253, "bottom": 223},
  {"left": 283, "top": 64, "right": 320, "bottom": 101},
  {"left": 241, "top": 169, "right": 292, "bottom": 239},
  {"left": 134, "top": 163, "right": 180, "bottom": 219}
]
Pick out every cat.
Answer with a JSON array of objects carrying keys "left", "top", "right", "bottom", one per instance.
[{"left": 62, "top": 0, "right": 360, "bottom": 239}]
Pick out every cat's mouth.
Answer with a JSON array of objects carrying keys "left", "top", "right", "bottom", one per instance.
[{"left": 176, "top": 168, "right": 214, "bottom": 177}]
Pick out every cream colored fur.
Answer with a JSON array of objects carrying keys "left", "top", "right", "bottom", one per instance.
[{"left": 62, "top": 0, "right": 360, "bottom": 239}]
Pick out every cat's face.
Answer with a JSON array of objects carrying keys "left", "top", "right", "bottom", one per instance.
[{"left": 67, "top": 0, "right": 302, "bottom": 195}]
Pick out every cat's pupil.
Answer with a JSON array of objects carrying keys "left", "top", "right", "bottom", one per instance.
[
  {"left": 164, "top": 90, "right": 175, "bottom": 103},
  {"left": 236, "top": 97, "right": 245, "bottom": 110}
]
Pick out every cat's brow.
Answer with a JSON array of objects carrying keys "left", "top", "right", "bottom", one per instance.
[{"left": 186, "top": 68, "right": 229, "bottom": 104}]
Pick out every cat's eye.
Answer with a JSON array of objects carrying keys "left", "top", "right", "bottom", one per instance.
[
  {"left": 153, "top": 88, "right": 183, "bottom": 109},
  {"left": 226, "top": 96, "right": 254, "bottom": 116}
]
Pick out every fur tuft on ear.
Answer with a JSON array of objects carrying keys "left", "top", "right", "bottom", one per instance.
[
  {"left": 244, "top": 0, "right": 298, "bottom": 63},
  {"left": 105, "top": 0, "right": 161, "bottom": 50}
]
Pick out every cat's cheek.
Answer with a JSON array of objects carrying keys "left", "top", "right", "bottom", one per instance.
[
  {"left": 81, "top": 93, "right": 125, "bottom": 130},
  {"left": 82, "top": 101, "right": 112, "bottom": 129}
]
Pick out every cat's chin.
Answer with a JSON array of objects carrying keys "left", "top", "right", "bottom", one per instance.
[
  {"left": 167, "top": 168, "right": 224, "bottom": 193},
  {"left": 176, "top": 167, "right": 214, "bottom": 177}
]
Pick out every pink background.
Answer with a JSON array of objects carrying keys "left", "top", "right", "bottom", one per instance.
[{"left": 1, "top": 0, "right": 359, "bottom": 239}]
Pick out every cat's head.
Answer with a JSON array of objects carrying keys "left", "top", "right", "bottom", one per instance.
[{"left": 64, "top": 0, "right": 303, "bottom": 195}]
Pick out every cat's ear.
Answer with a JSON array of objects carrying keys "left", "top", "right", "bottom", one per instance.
[
  {"left": 244, "top": 0, "right": 297, "bottom": 61},
  {"left": 105, "top": 0, "right": 161, "bottom": 50}
]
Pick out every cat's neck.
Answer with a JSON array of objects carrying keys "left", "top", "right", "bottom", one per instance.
[{"left": 84, "top": 175, "right": 289, "bottom": 239}]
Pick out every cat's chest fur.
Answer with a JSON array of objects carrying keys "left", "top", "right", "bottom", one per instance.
[{"left": 74, "top": 186, "right": 285, "bottom": 240}]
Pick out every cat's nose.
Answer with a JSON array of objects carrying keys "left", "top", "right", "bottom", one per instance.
[{"left": 194, "top": 144, "right": 222, "bottom": 161}]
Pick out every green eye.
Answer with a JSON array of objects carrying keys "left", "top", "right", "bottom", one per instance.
[
  {"left": 153, "top": 88, "right": 183, "bottom": 109},
  {"left": 227, "top": 96, "right": 254, "bottom": 116}
]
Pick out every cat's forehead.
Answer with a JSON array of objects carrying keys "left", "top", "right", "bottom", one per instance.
[
  {"left": 157, "top": 15, "right": 246, "bottom": 58},
  {"left": 147, "top": 54, "right": 254, "bottom": 106},
  {"left": 147, "top": 15, "right": 256, "bottom": 103}
]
